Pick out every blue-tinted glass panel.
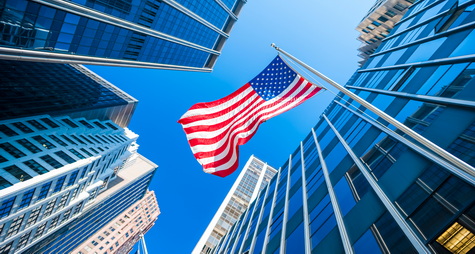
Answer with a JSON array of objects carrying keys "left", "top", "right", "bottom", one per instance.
[
  {"left": 334, "top": 177, "right": 356, "bottom": 216},
  {"left": 353, "top": 229, "right": 382, "bottom": 254}
]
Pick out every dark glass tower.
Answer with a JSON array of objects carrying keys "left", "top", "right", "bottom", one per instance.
[
  {"left": 0, "top": 60, "right": 137, "bottom": 127},
  {"left": 213, "top": 0, "right": 475, "bottom": 253},
  {"left": 0, "top": 0, "right": 246, "bottom": 71}
]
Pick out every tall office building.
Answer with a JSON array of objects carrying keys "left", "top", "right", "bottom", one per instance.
[
  {"left": 23, "top": 152, "right": 157, "bottom": 254},
  {"left": 0, "top": 114, "right": 148, "bottom": 253},
  {"left": 193, "top": 155, "right": 277, "bottom": 254},
  {"left": 0, "top": 0, "right": 246, "bottom": 71},
  {"left": 0, "top": 60, "right": 137, "bottom": 128},
  {"left": 356, "top": 0, "right": 415, "bottom": 66},
  {"left": 71, "top": 189, "right": 160, "bottom": 254},
  {"left": 213, "top": 0, "right": 475, "bottom": 253}
]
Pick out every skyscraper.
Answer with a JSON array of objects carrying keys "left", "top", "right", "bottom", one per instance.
[
  {"left": 23, "top": 152, "right": 157, "bottom": 254},
  {"left": 213, "top": 0, "right": 475, "bottom": 253},
  {"left": 0, "top": 0, "right": 246, "bottom": 71},
  {"left": 0, "top": 114, "right": 148, "bottom": 253},
  {"left": 355, "top": 0, "right": 415, "bottom": 66},
  {"left": 0, "top": 60, "right": 137, "bottom": 128},
  {"left": 71, "top": 190, "right": 160, "bottom": 254},
  {"left": 193, "top": 155, "right": 277, "bottom": 254}
]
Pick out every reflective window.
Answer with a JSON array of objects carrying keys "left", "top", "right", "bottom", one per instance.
[{"left": 353, "top": 228, "right": 382, "bottom": 254}]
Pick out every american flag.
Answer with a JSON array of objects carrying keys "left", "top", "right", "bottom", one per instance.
[{"left": 178, "top": 56, "right": 322, "bottom": 177}]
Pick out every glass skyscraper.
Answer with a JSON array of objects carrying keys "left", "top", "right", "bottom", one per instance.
[
  {"left": 212, "top": 0, "right": 475, "bottom": 253},
  {"left": 0, "top": 60, "right": 137, "bottom": 128},
  {"left": 0, "top": 0, "right": 246, "bottom": 71}
]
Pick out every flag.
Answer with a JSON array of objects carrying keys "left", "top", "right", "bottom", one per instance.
[{"left": 178, "top": 56, "right": 322, "bottom": 177}]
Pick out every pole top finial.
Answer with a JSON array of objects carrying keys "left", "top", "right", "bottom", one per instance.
[{"left": 270, "top": 43, "right": 278, "bottom": 50}]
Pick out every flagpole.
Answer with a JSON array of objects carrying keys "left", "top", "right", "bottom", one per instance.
[{"left": 271, "top": 43, "right": 475, "bottom": 177}]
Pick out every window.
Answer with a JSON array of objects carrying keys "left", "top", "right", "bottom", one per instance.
[
  {"left": 90, "top": 148, "right": 99, "bottom": 154},
  {"left": 49, "top": 215, "right": 60, "bottom": 230},
  {"left": 61, "top": 135, "right": 78, "bottom": 145},
  {"left": 106, "top": 123, "right": 118, "bottom": 130},
  {"left": 0, "top": 143, "right": 26, "bottom": 158},
  {"left": 37, "top": 182, "right": 52, "bottom": 200},
  {"left": 0, "top": 176, "right": 12, "bottom": 189},
  {"left": 53, "top": 176, "right": 67, "bottom": 193},
  {"left": 32, "top": 135, "right": 56, "bottom": 149},
  {"left": 79, "top": 120, "right": 94, "bottom": 129},
  {"left": 436, "top": 222, "right": 475, "bottom": 253},
  {"left": 26, "top": 205, "right": 42, "bottom": 227},
  {"left": 80, "top": 135, "right": 94, "bottom": 145},
  {"left": 27, "top": 120, "right": 47, "bottom": 130},
  {"left": 0, "top": 197, "right": 16, "bottom": 219},
  {"left": 0, "top": 125, "right": 18, "bottom": 137},
  {"left": 57, "top": 193, "right": 70, "bottom": 209},
  {"left": 93, "top": 122, "right": 107, "bottom": 129},
  {"left": 69, "top": 149, "right": 86, "bottom": 159},
  {"left": 40, "top": 155, "right": 64, "bottom": 169},
  {"left": 372, "top": 21, "right": 381, "bottom": 26},
  {"left": 17, "top": 231, "right": 32, "bottom": 249},
  {"left": 72, "top": 135, "right": 87, "bottom": 145},
  {"left": 33, "top": 222, "right": 47, "bottom": 239},
  {"left": 12, "top": 122, "right": 33, "bottom": 133},
  {"left": 0, "top": 241, "right": 13, "bottom": 253},
  {"left": 54, "top": 151, "right": 76, "bottom": 164},
  {"left": 67, "top": 171, "right": 79, "bottom": 186},
  {"left": 23, "top": 159, "right": 49, "bottom": 174},
  {"left": 377, "top": 16, "right": 389, "bottom": 22},
  {"left": 61, "top": 209, "right": 72, "bottom": 223},
  {"left": 4, "top": 165, "right": 32, "bottom": 181},
  {"left": 62, "top": 119, "right": 79, "bottom": 128},
  {"left": 48, "top": 135, "right": 68, "bottom": 146},
  {"left": 0, "top": 155, "right": 6, "bottom": 163},
  {"left": 17, "top": 139, "right": 42, "bottom": 153},
  {"left": 80, "top": 148, "right": 94, "bottom": 157},
  {"left": 393, "top": 3, "right": 407, "bottom": 11},
  {"left": 43, "top": 198, "right": 57, "bottom": 217},
  {"left": 385, "top": 10, "right": 396, "bottom": 17},
  {"left": 6, "top": 214, "right": 25, "bottom": 237},
  {"left": 19, "top": 189, "right": 35, "bottom": 209},
  {"left": 40, "top": 118, "right": 59, "bottom": 128},
  {"left": 73, "top": 201, "right": 83, "bottom": 215}
]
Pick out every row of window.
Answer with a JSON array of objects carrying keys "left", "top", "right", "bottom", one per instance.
[{"left": 0, "top": 117, "right": 119, "bottom": 138}]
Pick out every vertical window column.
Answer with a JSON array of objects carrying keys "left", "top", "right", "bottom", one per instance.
[{"left": 322, "top": 114, "right": 431, "bottom": 253}]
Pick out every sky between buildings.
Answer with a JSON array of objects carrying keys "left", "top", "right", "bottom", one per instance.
[{"left": 87, "top": 0, "right": 376, "bottom": 253}]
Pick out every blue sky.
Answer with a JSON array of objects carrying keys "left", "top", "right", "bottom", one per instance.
[{"left": 88, "top": 0, "right": 375, "bottom": 253}]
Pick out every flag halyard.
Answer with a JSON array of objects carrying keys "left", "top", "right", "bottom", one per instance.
[{"left": 179, "top": 56, "right": 322, "bottom": 177}]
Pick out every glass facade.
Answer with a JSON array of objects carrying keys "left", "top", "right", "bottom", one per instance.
[
  {"left": 213, "top": 0, "right": 475, "bottom": 253},
  {"left": 0, "top": 0, "right": 246, "bottom": 70},
  {"left": 0, "top": 60, "right": 137, "bottom": 127}
]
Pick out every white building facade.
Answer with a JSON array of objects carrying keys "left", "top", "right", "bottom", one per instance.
[
  {"left": 193, "top": 155, "right": 277, "bottom": 254},
  {"left": 0, "top": 114, "right": 138, "bottom": 253}
]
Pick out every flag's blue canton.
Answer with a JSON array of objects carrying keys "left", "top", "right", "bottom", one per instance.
[{"left": 249, "top": 56, "right": 298, "bottom": 101}]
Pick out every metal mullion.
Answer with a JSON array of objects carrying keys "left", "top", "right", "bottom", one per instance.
[
  {"left": 311, "top": 128, "right": 354, "bottom": 254},
  {"left": 237, "top": 191, "right": 265, "bottom": 254},
  {"left": 261, "top": 169, "right": 281, "bottom": 254},
  {"left": 280, "top": 156, "right": 292, "bottom": 254},
  {"left": 322, "top": 114, "right": 431, "bottom": 253},
  {"left": 334, "top": 100, "right": 475, "bottom": 186},
  {"left": 228, "top": 208, "right": 251, "bottom": 254},
  {"left": 248, "top": 175, "right": 273, "bottom": 254},
  {"left": 345, "top": 85, "right": 475, "bottom": 109},
  {"left": 300, "top": 142, "right": 312, "bottom": 254},
  {"left": 31, "top": 0, "right": 221, "bottom": 54},
  {"left": 162, "top": 0, "right": 230, "bottom": 36}
]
